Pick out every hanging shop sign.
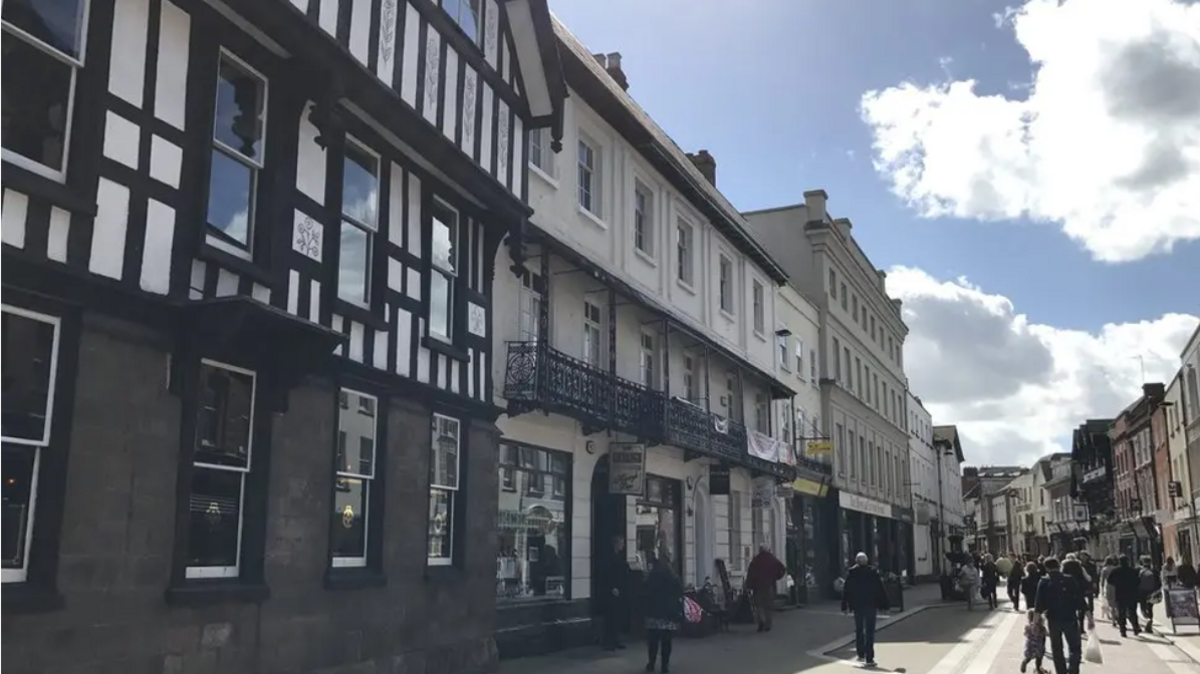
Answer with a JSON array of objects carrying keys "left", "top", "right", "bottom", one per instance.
[
  {"left": 751, "top": 476, "right": 777, "bottom": 508},
  {"left": 806, "top": 439, "right": 832, "bottom": 455},
  {"left": 608, "top": 443, "right": 647, "bottom": 496},
  {"left": 709, "top": 462, "right": 731, "bottom": 496}
]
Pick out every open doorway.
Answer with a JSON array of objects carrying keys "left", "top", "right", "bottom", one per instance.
[{"left": 590, "top": 455, "right": 627, "bottom": 615}]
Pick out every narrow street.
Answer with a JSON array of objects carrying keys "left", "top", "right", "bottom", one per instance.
[{"left": 501, "top": 590, "right": 1200, "bottom": 674}]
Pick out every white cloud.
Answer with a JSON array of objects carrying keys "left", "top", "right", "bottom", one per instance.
[
  {"left": 861, "top": 0, "right": 1200, "bottom": 263},
  {"left": 888, "top": 266, "right": 1198, "bottom": 466}
]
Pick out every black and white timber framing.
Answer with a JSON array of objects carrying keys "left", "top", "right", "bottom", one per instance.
[
  {"left": 3, "top": 0, "right": 565, "bottom": 407},
  {"left": 2, "top": 0, "right": 564, "bottom": 670}
]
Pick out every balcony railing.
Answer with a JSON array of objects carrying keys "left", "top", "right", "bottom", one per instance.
[{"left": 503, "top": 341, "right": 796, "bottom": 479}]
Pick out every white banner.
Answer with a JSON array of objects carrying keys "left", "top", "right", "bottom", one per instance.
[{"left": 747, "top": 429, "right": 780, "bottom": 463}]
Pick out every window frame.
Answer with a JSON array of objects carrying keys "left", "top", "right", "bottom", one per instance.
[
  {"left": 518, "top": 270, "right": 543, "bottom": 342},
  {"left": 427, "top": 413, "right": 462, "bottom": 567},
  {"left": 633, "top": 181, "right": 654, "bottom": 257},
  {"left": 337, "top": 135, "right": 381, "bottom": 308},
  {"left": 330, "top": 388, "right": 379, "bottom": 569},
  {"left": 496, "top": 442, "right": 572, "bottom": 602},
  {"left": 1, "top": 305, "right": 63, "bottom": 585},
  {"left": 583, "top": 299, "right": 603, "bottom": 367},
  {"left": 751, "top": 280, "right": 765, "bottom": 335},
  {"left": 439, "top": 0, "right": 481, "bottom": 44},
  {"left": 577, "top": 137, "right": 600, "bottom": 217},
  {"left": 427, "top": 197, "right": 461, "bottom": 343},
  {"left": 528, "top": 127, "right": 556, "bottom": 180},
  {"left": 718, "top": 255, "right": 733, "bottom": 314},
  {"left": 204, "top": 48, "right": 270, "bottom": 260},
  {"left": 639, "top": 331, "right": 657, "bottom": 389},
  {"left": 0, "top": 1, "right": 91, "bottom": 183},
  {"left": 779, "top": 334, "right": 790, "bottom": 372},
  {"left": 676, "top": 220, "right": 695, "bottom": 287}
]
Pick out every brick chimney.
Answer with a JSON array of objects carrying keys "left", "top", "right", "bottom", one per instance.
[
  {"left": 687, "top": 150, "right": 716, "bottom": 186},
  {"left": 1143, "top": 382, "right": 1166, "bottom": 399},
  {"left": 832, "top": 217, "right": 853, "bottom": 240},
  {"left": 592, "top": 51, "right": 628, "bottom": 91}
]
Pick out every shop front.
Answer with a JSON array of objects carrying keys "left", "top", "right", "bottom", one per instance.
[
  {"left": 791, "top": 477, "right": 837, "bottom": 601},
  {"left": 838, "top": 491, "right": 906, "bottom": 573}
]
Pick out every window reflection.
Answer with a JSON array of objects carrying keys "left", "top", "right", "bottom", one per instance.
[{"left": 497, "top": 443, "right": 569, "bottom": 601}]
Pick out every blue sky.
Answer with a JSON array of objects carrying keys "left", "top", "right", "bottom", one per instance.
[
  {"left": 549, "top": 0, "right": 1200, "bottom": 331},
  {"left": 549, "top": 0, "right": 1200, "bottom": 465}
]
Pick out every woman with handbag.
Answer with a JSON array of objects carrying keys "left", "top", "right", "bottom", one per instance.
[{"left": 643, "top": 553, "right": 684, "bottom": 673}]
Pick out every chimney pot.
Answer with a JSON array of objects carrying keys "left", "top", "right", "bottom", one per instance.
[
  {"left": 833, "top": 217, "right": 853, "bottom": 239},
  {"left": 686, "top": 150, "right": 717, "bottom": 186},
  {"left": 592, "top": 53, "right": 607, "bottom": 67},
  {"left": 603, "top": 51, "right": 628, "bottom": 91},
  {"left": 803, "top": 189, "right": 828, "bottom": 223}
]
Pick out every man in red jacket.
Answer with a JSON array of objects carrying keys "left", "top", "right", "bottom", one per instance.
[{"left": 746, "top": 544, "right": 787, "bottom": 632}]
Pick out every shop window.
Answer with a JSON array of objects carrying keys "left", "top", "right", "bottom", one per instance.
[
  {"left": 496, "top": 443, "right": 569, "bottom": 601},
  {"left": 427, "top": 414, "right": 460, "bottom": 565},
  {"left": 1, "top": 306, "right": 61, "bottom": 584},
  {"left": 636, "top": 476, "right": 680, "bottom": 577},
  {"left": 330, "top": 389, "right": 378, "bottom": 568}
]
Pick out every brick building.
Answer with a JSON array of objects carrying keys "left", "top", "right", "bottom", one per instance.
[{"left": 1110, "top": 383, "right": 1167, "bottom": 563}]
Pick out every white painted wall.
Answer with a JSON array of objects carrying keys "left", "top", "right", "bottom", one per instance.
[
  {"left": 775, "top": 284, "right": 824, "bottom": 452},
  {"left": 912, "top": 523, "right": 932, "bottom": 578}
]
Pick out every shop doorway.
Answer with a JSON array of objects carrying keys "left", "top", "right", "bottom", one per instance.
[{"left": 590, "top": 455, "right": 627, "bottom": 615}]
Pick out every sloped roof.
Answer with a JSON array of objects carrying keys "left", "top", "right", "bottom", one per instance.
[{"left": 550, "top": 15, "right": 789, "bottom": 284}]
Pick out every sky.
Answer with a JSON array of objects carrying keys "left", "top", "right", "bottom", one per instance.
[{"left": 549, "top": 0, "right": 1200, "bottom": 467}]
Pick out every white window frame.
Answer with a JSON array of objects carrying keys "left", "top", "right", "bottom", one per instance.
[
  {"left": 337, "top": 136, "right": 381, "bottom": 306},
  {"left": 633, "top": 181, "right": 654, "bottom": 258},
  {"left": 683, "top": 355, "right": 697, "bottom": 401},
  {"left": 778, "top": 334, "right": 790, "bottom": 372},
  {"left": 583, "top": 299, "right": 603, "bottom": 367},
  {"left": 518, "top": 271, "right": 542, "bottom": 342},
  {"left": 676, "top": 220, "right": 694, "bottom": 287},
  {"left": 439, "top": 0, "right": 480, "bottom": 42},
  {"left": 0, "top": 3, "right": 92, "bottom": 183},
  {"left": 809, "top": 349, "right": 818, "bottom": 386},
  {"left": 332, "top": 388, "right": 378, "bottom": 568},
  {"left": 754, "top": 393, "right": 769, "bottom": 434},
  {"left": 186, "top": 359, "right": 257, "bottom": 580},
  {"left": 528, "top": 127, "right": 556, "bottom": 182},
  {"left": 794, "top": 339, "right": 804, "bottom": 377},
  {"left": 639, "top": 331, "right": 657, "bottom": 389},
  {"left": 206, "top": 51, "right": 269, "bottom": 260},
  {"left": 1, "top": 305, "right": 62, "bottom": 584},
  {"left": 718, "top": 255, "right": 733, "bottom": 314},
  {"left": 751, "top": 280, "right": 765, "bottom": 335},
  {"left": 577, "top": 137, "right": 600, "bottom": 216},
  {"left": 428, "top": 197, "right": 460, "bottom": 342},
  {"left": 428, "top": 414, "right": 461, "bottom": 566}
]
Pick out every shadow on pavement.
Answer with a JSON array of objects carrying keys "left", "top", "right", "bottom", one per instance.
[{"left": 825, "top": 605, "right": 999, "bottom": 659}]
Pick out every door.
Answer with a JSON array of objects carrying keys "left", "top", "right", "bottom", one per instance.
[{"left": 591, "top": 455, "right": 627, "bottom": 615}]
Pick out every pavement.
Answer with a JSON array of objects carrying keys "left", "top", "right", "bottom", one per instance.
[{"left": 499, "top": 584, "right": 1200, "bottom": 674}]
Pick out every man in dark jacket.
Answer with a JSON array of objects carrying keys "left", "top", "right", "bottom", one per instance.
[
  {"left": 1107, "top": 555, "right": 1142, "bottom": 637},
  {"left": 1035, "top": 557, "right": 1087, "bottom": 674},
  {"left": 842, "top": 552, "right": 890, "bottom": 668},
  {"left": 600, "top": 535, "right": 630, "bottom": 650}
]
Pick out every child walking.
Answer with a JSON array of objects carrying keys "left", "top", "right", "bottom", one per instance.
[{"left": 1020, "top": 610, "right": 1047, "bottom": 674}]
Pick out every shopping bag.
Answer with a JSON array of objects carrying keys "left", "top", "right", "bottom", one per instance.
[
  {"left": 1084, "top": 630, "right": 1103, "bottom": 664},
  {"left": 683, "top": 596, "right": 704, "bottom": 624}
]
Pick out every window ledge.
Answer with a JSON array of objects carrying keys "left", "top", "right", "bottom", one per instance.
[
  {"left": 529, "top": 164, "right": 559, "bottom": 189},
  {"left": 577, "top": 205, "right": 607, "bottom": 230},
  {"left": 324, "top": 567, "right": 387, "bottom": 591},
  {"left": 676, "top": 278, "right": 696, "bottom": 296},
  {"left": 422, "top": 335, "right": 469, "bottom": 362},
  {"left": 164, "top": 578, "right": 270, "bottom": 607},
  {"left": 197, "top": 242, "right": 275, "bottom": 289},
  {"left": 633, "top": 247, "right": 657, "bottom": 267},
  {"left": 1, "top": 583, "right": 64, "bottom": 614},
  {"left": 719, "top": 308, "right": 735, "bottom": 323},
  {"left": 334, "top": 298, "right": 390, "bottom": 332}
]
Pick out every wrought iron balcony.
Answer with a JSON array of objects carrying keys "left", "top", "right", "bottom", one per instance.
[{"left": 503, "top": 341, "right": 661, "bottom": 439}]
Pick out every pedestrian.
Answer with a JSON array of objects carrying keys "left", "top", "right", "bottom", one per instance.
[
  {"left": 600, "top": 535, "right": 630, "bottom": 651},
  {"left": 1034, "top": 557, "right": 1088, "bottom": 674},
  {"left": 1162, "top": 556, "right": 1179, "bottom": 589},
  {"left": 1137, "top": 555, "right": 1161, "bottom": 632},
  {"left": 1020, "top": 609, "right": 1048, "bottom": 674},
  {"left": 960, "top": 557, "right": 981, "bottom": 610},
  {"left": 842, "top": 552, "right": 890, "bottom": 668},
  {"left": 745, "top": 544, "right": 786, "bottom": 632},
  {"left": 1008, "top": 558, "right": 1026, "bottom": 610},
  {"left": 1099, "top": 556, "right": 1118, "bottom": 625},
  {"left": 1107, "top": 555, "right": 1142, "bottom": 637},
  {"left": 1177, "top": 558, "right": 1197, "bottom": 588},
  {"left": 1021, "top": 562, "right": 1042, "bottom": 611},
  {"left": 643, "top": 553, "right": 683, "bottom": 673},
  {"left": 1078, "top": 552, "right": 1099, "bottom": 623},
  {"left": 981, "top": 554, "right": 1000, "bottom": 609},
  {"left": 1061, "top": 556, "right": 1092, "bottom": 637}
]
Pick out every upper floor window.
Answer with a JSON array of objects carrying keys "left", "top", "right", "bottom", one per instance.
[
  {"left": 795, "top": 340, "right": 805, "bottom": 376},
  {"left": 718, "top": 255, "right": 733, "bottom": 314},
  {"left": 428, "top": 200, "right": 459, "bottom": 342},
  {"left": 829, "top": 270, "right": 837, "bottom": 298},
  {"left": 676, "top": 221, "right": 694, "bottom": 286},
  {"left": 870, "top": 315, "right": 876, "bottom": 341},
  {"left": 1, "top": 0, "right": 89, "bottom": 181},
  {"left": 887, "top": 335, "right": 894, "bottom": 360},
  {"left": 810, "top": 349, "right": 817, "bottom": 385},
  {"left": 518, "top": 271, "right": 542, "bottom": 342},
  {"left": 439, "top": 0, "right": 480, "bottom": 43},
  {"left": 583, "top": 300, "right": 602, "bottom": 367},
  {"left": 683, "top": 355, "right": 697, "bottom": 402},
  {"left": 639, "top": 332, "right": 657, "bottom": 389},
  {"left": 779, "top": 335, "right": 790, "bottom": 371},
  {"left": 851, "top": 296, "right": 859, "bottom": 323},
  {"left": 338, "top": 139, "right": 380, "bottom": 306},
  {"left": 528, "top": 128, "right": 555, "bottom": 177},
  {"left": 577, "top": 138, "right": 599, "bottom": 216},
  {"left": 752, "top": 281, "right": 765, "bottom": 335},
  {"left": 206, "top": 53, "right": 268, "bottom": 258},
  {"left": 2, "top": 305, "right": 61, "bottom": 584},
  {"left": 754, "top": 393, "right": 769, "bottom": 434},
  {"left": 428, "top": 415, "right": 461, "bottom": 565},
  {"left": 840, "top": 283, "right": 848, "bottom": 311},
  {"left": 633, "top": 182, "right": 653, "bottom": 256}
]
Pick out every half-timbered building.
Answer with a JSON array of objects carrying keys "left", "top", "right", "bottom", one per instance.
[
  {"left": 1, "top": 0, "right": 563, "bottom": 671},
  {"left": 490, "top": 19, "right": 803, "bottom": 658}
]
